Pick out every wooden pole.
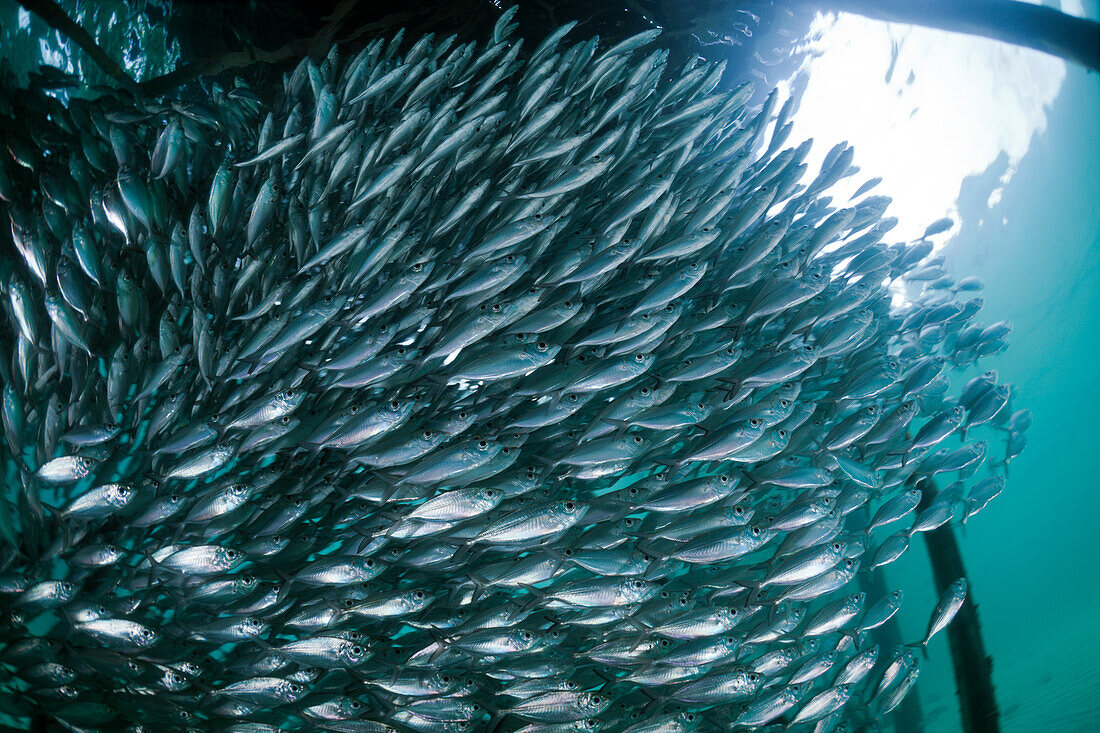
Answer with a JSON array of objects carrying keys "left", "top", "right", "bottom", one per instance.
[
  {"left": 852, "top": 507, "right": 925, "bottom": 733},
  {"left": 916, "top": 479, "right": 1001, "bottom": 733},
  {"left": 796, "top": 0, "right": 1100, "bottom": 72}
]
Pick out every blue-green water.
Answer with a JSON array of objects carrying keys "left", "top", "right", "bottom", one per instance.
[
  {"left": 934, "top": 57, "right": 1100, "bottom": 732},
  {"left": 861, "top": 48, "right": 1100, "bottom": 732}
]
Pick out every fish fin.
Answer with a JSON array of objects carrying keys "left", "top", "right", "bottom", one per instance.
[
  {"left": 518, "top": 582, "right": 547, "bottom": 614},
  {"left": 371, "top": 470, "right": 402, "bottom": 505},
  {"left": 904, "top": 640, "right": 930, "bottom": 659},
  {"left": 625, "top": 621, "right": 651, "bottom": 652},
  {"left": 142, "top": 548, "right": 166, "bottom": 585},
  {"left": 601, "top": 417, "right": 631, "bottom": 436},
  {"left": 426, "top": 629, "right": 452, "bottom": 663},
  {"left": 448, "top": 539, "right": 478, "bottom": 566},
  {"left": 467, "top": 574, "right": 490, "bottom": 604},
  {"left": 540, "top": 546, "right": 566, "bottom": 565}
]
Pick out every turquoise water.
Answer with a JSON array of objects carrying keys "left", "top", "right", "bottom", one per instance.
[
  {"left": 872, "top": 52, "right": 1100, "bottom": 732},
  {"left": 935, "top": 58, "right": 1100, "bottom": 732}
]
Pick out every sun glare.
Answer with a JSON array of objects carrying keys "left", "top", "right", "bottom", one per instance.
[{"left": 775, "top": 3, "right": 1076, "bottom": 245}]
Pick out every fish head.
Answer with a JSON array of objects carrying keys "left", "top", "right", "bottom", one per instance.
[
  {"left": 553, "top": 499, "right": 587, "bottom": 521},
  {"left": 107, "top": 484, "right": 132, "bottom": 505}
]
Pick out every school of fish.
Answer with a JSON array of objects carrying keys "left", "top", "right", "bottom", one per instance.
[{"left": 0, "top": 7, "right": 1028, "bottom": 731}]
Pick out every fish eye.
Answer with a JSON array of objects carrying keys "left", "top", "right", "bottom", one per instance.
[
  {"left": 632, "top": 435, "right": 642, "bottom": 443},
  {"left": 719, "top": 475, "right": 730, "bottom": 483},
  {"left": 343, "top": 598, "right": 355, "bottom": 607},
  {"left": 778, "top": 430, "right": 788, "bottom": 437},
  {"left": 323, "top": 295, "right": 333, "bottom": 304},
  {"left": 564, "top": 301, "right": 573, "bottom": 308},
  {"left": 491, "top": 304, "right": 502, "bottom": 312},
  {"left": 61, "top": 582, "right": 74, "bottom": 592},
  {"left": 390, "top": 400, "right": 400, "bottom": 409},
  {"left": 564, "top": 501, "right": 575, "bottom": 511},
  {"left": 697, "top": 402, "right": 706, "bottom": 410},
  {"left": 749, "top": 419, "right": 760, "bottom": 427},
  {"left": 478, "top": 440, "right": 488, "bottom": 448},
  {"left": 365, "top": 558, "right": 375, "bottom": 567},
  {"left": 351, "top": 645, "right": 363, "bottom": 655},
  {"left": 534, "top": 213, "right": 542, "bottom": 220},
  {"left": 752, "top": 526, "right": 761, "bottom": 535},
  {"left": 702, "top": 227, "right": 710, "bottom": 232},
  {"left": 412, "top": 262, "right": 422, "bottom": 271},
  {"left": 522, "top": 631, "right": 532, "bottom": 640},
  {"left": 634, "top": 353, "right": 644, "bottom": 362},
  {"left": 225, "top": 550, "right": 238, "bottom": 559},
  {"left": 350, "top": 700, "right": 361, "bottom": 709},
  {"left": 641, "top": 313, "right": 649, "bottom": 320}
]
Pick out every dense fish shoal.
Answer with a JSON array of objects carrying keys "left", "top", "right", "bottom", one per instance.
[{"left": 0, "top": 8, "right": 1025, "bottom": 731}]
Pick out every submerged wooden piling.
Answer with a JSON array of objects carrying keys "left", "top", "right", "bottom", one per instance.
[
  {"left": 856, "top": 563, "right": 925, "bottom": 733},
  {"left": 917, "top": 479, "right": 1001, "bottom": 733}
]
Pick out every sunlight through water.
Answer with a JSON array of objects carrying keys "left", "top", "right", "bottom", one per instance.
[{"left": 776, "top": 1, "right": 1082, "bottom": 245}]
